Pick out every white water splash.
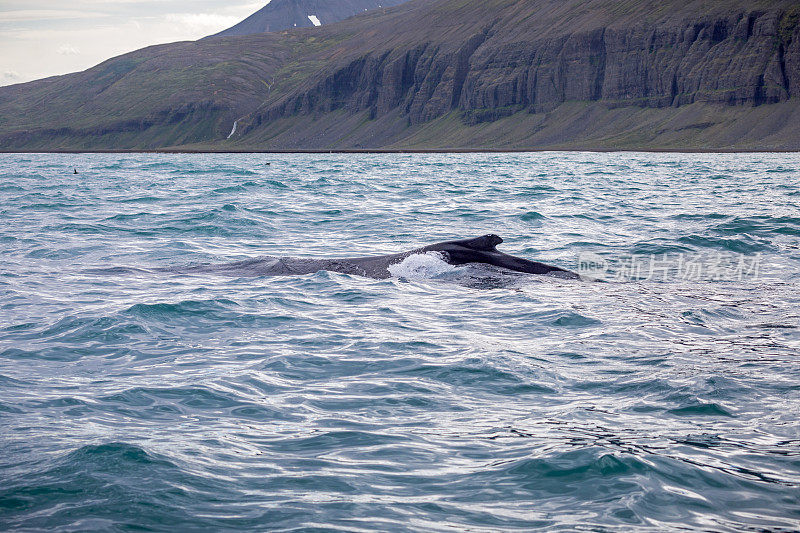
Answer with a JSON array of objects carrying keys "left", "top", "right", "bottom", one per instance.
[{"left": 388, "top": 252, "right": 457, "bottom": 279}]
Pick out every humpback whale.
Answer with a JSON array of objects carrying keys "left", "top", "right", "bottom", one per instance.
[{"left": 166, "top": 235, "right": 578, "bottom": 280}]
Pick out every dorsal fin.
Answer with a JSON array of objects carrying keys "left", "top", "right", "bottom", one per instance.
[{"left": 458, "top": 234, "right": 503, "bottom": 251}]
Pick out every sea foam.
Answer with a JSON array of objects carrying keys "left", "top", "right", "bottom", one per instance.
[{"left": 387, "top": 251, "right": 457, "bottom": 279}]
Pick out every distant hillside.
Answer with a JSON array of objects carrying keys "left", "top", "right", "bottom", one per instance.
[
  {"left": 0, "top": 0, "right": 798, "bottom": 151},
  {"left": 212, "top": 0, "right": 408, "bottom": 37}
]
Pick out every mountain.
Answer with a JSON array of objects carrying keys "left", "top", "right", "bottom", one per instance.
[
  {"left": 0, "top": 0, "right": 798, "bottom": 151},
  {"left": 211, "top": 0, "right": 408, "bottom": 37}
]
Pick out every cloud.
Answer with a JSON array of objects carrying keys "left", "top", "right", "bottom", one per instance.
[
  {"left": 57, "top": 44, "right": 80, "bottom": 55},
  {"left": 0, "top": 1, "right": 267, "bottom": 86},
  {"left": 0, "top": 9, "right": 107, "bottom": 22}
]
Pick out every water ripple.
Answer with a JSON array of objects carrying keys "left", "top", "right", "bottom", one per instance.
[{"left": 1, "top": 152, "right": 799, "bottom": 531}]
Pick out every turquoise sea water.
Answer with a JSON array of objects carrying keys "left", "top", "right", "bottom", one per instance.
[{"left": 1, "top": 152, "right": 799, "bottom": 531}]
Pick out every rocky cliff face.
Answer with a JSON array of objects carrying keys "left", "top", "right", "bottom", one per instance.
[
  {"left": 0, "top": 0, "right": 798, "bottom": 150},
  {"left": 247, "top": 6, "right": 799, "bottom": 133}
]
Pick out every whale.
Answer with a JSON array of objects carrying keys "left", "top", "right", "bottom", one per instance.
[{"left": 163, "top": 234, "right": 578, "bottom": 280}]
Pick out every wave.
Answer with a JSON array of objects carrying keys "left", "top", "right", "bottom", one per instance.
[
  {"left": 112, "top": 195, "right": 163, "bottom": 204},
  {"left": 713, "top": 216, "right": 800, "bottom": 237},
  {"left": 0, "top": 443, "right": 202, "bottom": 531},
  {"left": 124, "top": 299, "right": 238, "bottom": 319},
  {"left": 2, "top": 315, "right": 148, "bottom": 351},
  {"left": 667, "top": 402, "right": 734, "bottom": 417},
  {"left": 173, "top": 167, "right": 259, "bottom": 176},
  {"left": 677, "top": 234, "right": 770, "bottom": 254},
  {"left": 520, "top": 211, "right": 547, "bottom": 222}
]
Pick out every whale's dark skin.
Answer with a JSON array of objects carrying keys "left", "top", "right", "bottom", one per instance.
[{"left": 163, "top": 234, "right": 578, "bottom": 279}]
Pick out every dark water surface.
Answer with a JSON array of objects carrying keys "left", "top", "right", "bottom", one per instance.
[{"left": 1, "top": 152, "right": 799, "bottom": 531}]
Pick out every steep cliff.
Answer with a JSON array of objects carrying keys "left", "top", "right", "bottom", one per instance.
[
  {"left": 0, "top": 0, "right": 798, "bottom": 150},
  {"left": 244, "top": 1, "right": 800, "bottom": 133}
]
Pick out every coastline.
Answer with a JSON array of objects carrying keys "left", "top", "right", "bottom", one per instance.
[{"left": 3, "top": 148, "right": 800, "bottom": 154}]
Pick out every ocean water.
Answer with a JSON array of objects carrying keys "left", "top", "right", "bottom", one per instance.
[{"left": 1, "top": 152, "right": 799, "bottom": 532}]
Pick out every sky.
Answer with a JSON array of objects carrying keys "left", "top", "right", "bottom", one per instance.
[{"left": 0, "top": 0, "right": 265, "bottom": 87}]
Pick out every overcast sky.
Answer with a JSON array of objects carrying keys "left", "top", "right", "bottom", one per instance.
[{"left": 0, "top": 0, "right": 264, "bottom": 87}]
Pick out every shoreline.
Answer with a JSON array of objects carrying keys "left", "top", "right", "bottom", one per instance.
[{"left": 1, "top": 148, "right": 799, "bottom": 154}]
